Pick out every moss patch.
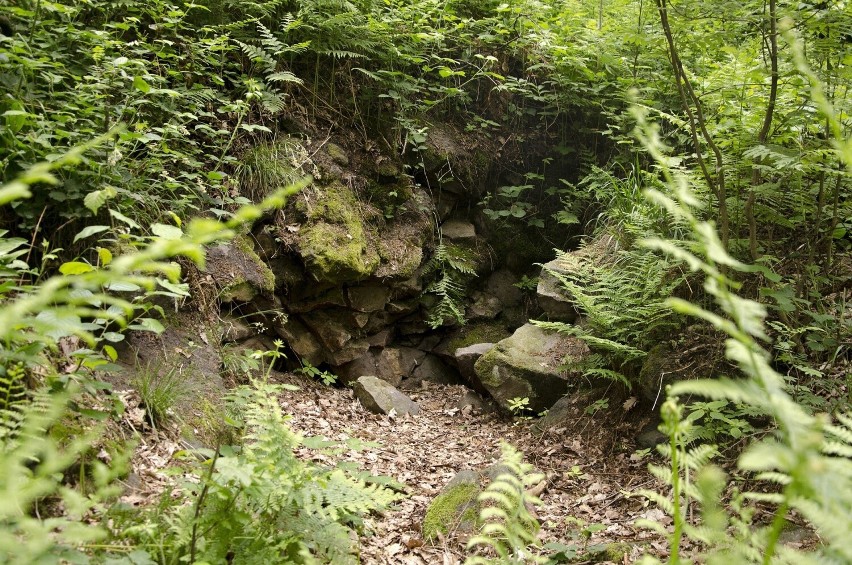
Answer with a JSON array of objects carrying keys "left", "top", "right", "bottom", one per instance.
[
  {"left": 446, "top": 321, "right": 511, "bottom": 352},
  {"left": 422, "top": 482, "right": 481, "bottom": 541},
  {"left": 300, "top": 182, "right": 380, "bottom": 282}
]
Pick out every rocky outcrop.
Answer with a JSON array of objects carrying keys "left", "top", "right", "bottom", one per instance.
[
  {"left": 474, "top": 323, "right": 591, "bottom": 412},
  {"left": 353, "top": 376, "right": 420, "bottom": 416}
]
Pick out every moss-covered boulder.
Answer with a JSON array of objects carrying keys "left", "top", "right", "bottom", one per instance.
[
  {"left": 474, "top": 323, "right": 591, "bottom": 412},
  {"left": 299, "top": 182, "right": 380, "bottom": 283},
  {"left": 422, "top": 470, "right": 481, "bottom": 541}
]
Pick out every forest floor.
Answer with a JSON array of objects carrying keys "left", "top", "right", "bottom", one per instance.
[
  {"left": 277, "top": 376, "right": 676, "bottom": 564},
  {"left": 119, "top": 372, "right": 687, "bottom": 563}
]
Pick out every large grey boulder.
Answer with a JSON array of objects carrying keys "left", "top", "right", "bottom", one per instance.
[
  {"left": 353, "top": 376, "right": 420, "bottom": 416},
  {"left": 474, "top": 323, "right": 590, "bottom": 412}
]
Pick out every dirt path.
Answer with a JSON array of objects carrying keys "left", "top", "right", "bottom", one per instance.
[{"left": 278, "top": 377, "right": 669, "bottom": 564}]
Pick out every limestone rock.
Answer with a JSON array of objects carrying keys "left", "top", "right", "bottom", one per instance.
[
  {"left": 298, "top": 182, "right": 380, "bottom": 283},
  {"left": 398, "top": 347, "right": 428, "bottom": 375},
  {"left": 422, "top": 470, "right": 481, "bottom": 541},
  {"left": 441, "top": 219, "right": 476, "bottom": 242},
  {"left": 325, "top": 142, "right": 349, "bottom": 166},
  {"left": 273, "top": 316, "right": 324, "bottom": 367},
  {"left": 454, "top": 343, "right": 493, "bottom": 393},
  {"left": 287, "top": 288, "right": 347, "bottom": 313},
  {"left": 536, "top": 234, "right": 620, "bottom": 321},
  {"left": 533, "top": 395, "right": 574, "bottom": 434},
  {"left": 338, "top": 347, "right": 408, "bottom": 387},
  {"left": 347, "top": 284, "right": 390, "bottom": 312},
  {"left": 636, "top": 421, "right": 667, "bottom": 449},
  {"left": 325, "top": 338, "right": 370, "bottom": 366},
  {"left": 468, "top": 292, "right": 502, "bottom": 321},
  {"left": 474, "top": 323, "right": 591, "bottom": 412},
  {"left": 300, "top": 310, "right": 352, "bottom": 350},
  {"left": 220, "top": 314, "right": 255, "bottom": 343},
  {"left": 366, "top": 329, "right": 393, "bottom": 348},
  {"left": 455, "top": 390, "right": 494, "bottom": 414},
  {"left": 353, "top": 376, "right": 420, "bottom": 416}
]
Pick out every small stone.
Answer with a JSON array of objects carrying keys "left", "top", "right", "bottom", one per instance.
[{"left": 353, "top": 376, "right": 420, "bottom": 416}]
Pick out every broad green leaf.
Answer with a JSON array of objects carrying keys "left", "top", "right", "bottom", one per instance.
[
  {"left": 102, "top": 332, "right": 125, "bottom": 343},
  {"left": 105, "top": 281, "right": 141, "bottom": 292},
  {"left": 133, "top": 75, "right": 151, "bottom": 93},
  {"left": 129, "top": 317, "right": 165, "bottom": 334},
  {"left": 84, "top": 186, "right": 117, "bottom": 214},
  {"left": 98, "top": 247, "right": 113, "bottom": 266},
  {"left": 35, "top": 310, "right": 83, "bottom": 340},
  {"left": 60, "top": 261, "right": 95, "bottom": 275},
  {"left": 157, "top": 279, "right": 190, "bottom": 296},
  {"left": 103, "top": 344, "right": 118, "bottom": 361},
  {"left": 109, "top": 209, "right": 140, "bottom": 229},
  {"left": 73, "top": 225, "right": 110, "bottom": 243},
  {"left": 151, "top": 223, "right": 183, "bottom": 240}
]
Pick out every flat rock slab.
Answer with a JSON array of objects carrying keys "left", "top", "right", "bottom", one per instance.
[
  {"left": 441, "top": 219, "right": 476, "bottom": 241},
  {"left": 353, "top": 376, "right": 420, "bottom": 416}
]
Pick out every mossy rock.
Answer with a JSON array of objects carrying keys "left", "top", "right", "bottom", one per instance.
[
  {"left": 205, "top": 235, "right": 275, "bottom": 303},
  {"left": 299, "top": 182, "right": 380, "bottom": 282},
  {"left": 422, "top": 471, "right": 482, "bottom": 541}
]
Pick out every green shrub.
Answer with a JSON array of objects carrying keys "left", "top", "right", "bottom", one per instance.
[{"left": 632, "top": 98, "right": 852, "bottom": 563}]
